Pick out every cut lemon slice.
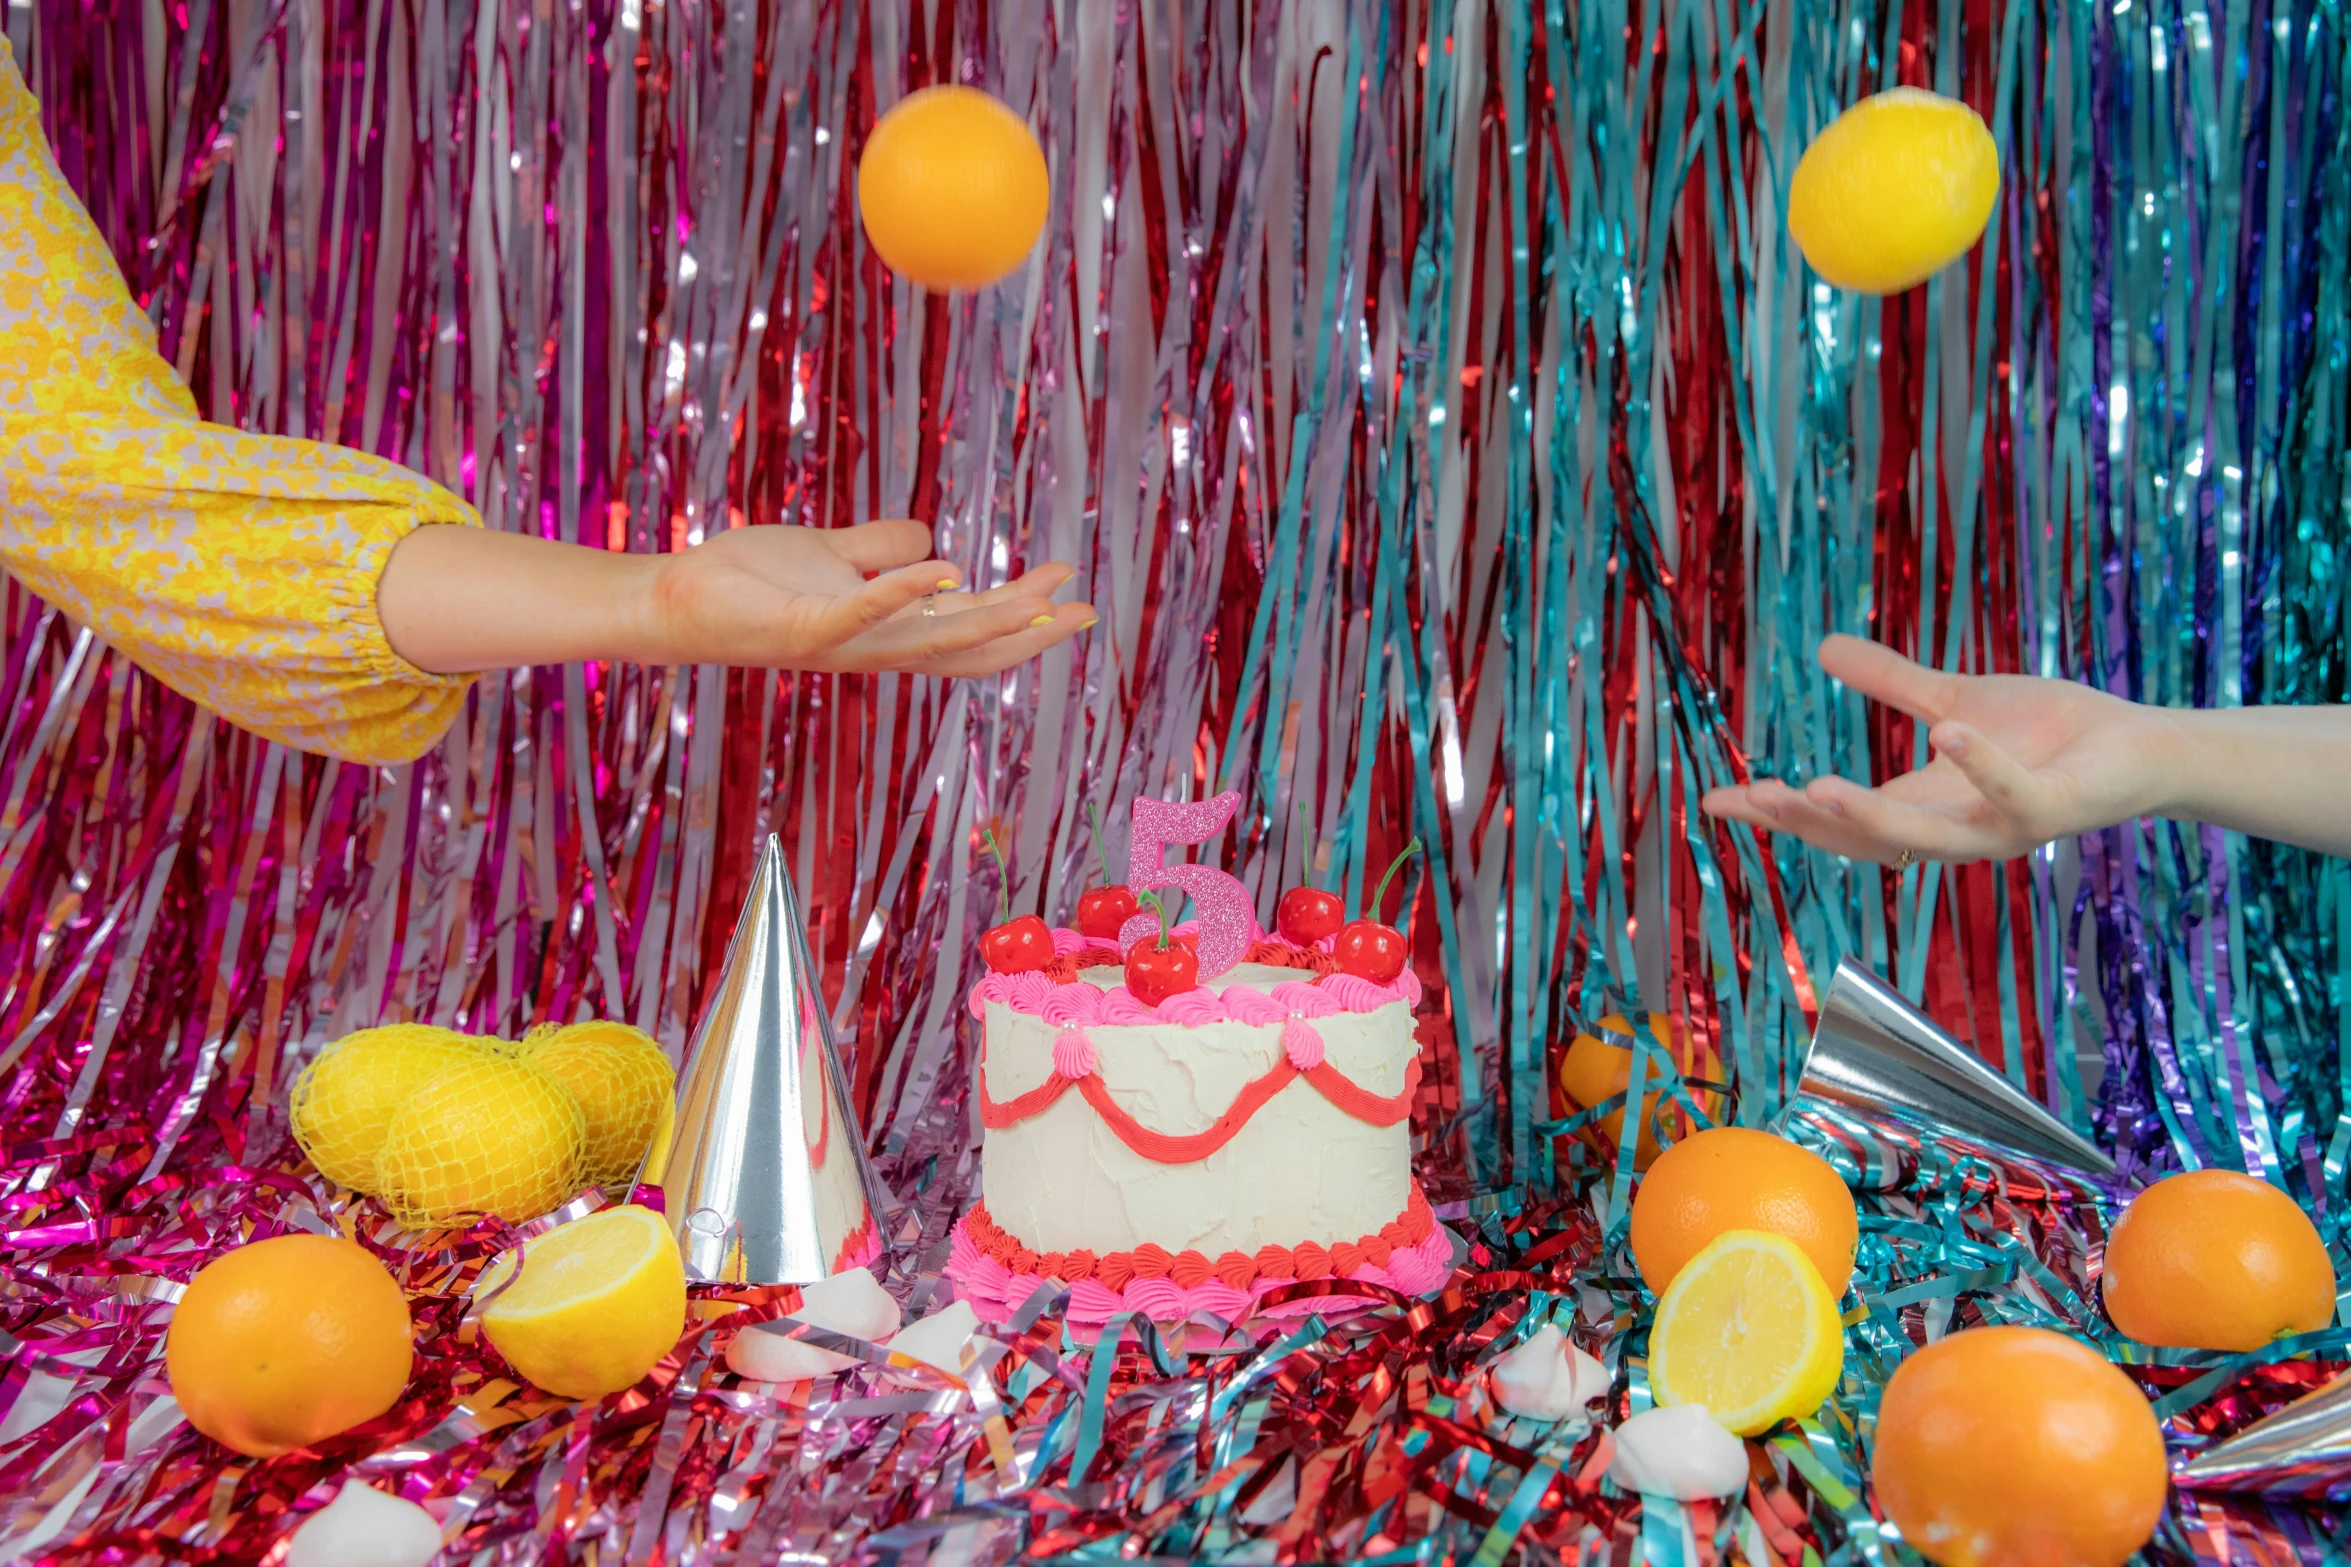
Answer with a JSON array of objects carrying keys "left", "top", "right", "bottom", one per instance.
[
  {"left": 1648, "top": 1228, "right": 1844, "bottom": 1436},
  {"left": 481, "top": 1204, "right": 687, "bottom": 1399}
]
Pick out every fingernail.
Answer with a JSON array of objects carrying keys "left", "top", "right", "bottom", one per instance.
[
  {"left": 1030, "top": 615, "right": 1054, "bottom": 629},
  {"left": 936, "top": 578, "right": 957, "bottom": 590},
  {"left": 1937, "top": 728, "right": 1969, "bottom": 759},
  {"left": 1077, "top": 615, "right": 1098, "bottom": 630}
]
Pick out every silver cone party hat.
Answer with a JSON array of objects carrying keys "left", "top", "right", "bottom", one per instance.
[
  {"left": 2176, "top": 1371, "right": 2351, "bottom": 1499},
  {"left": 1795, "top": 960, "right": 2115, "bottom": 1177},
  {"left": 643, "top": 835, "right": 892, "bottom": 1284}
]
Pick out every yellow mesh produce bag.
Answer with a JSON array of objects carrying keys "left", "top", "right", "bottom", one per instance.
[
  {"left": 375, "top": 1056, "right": 586, "bottom": 1228},
  {"left": 520, "top": 1021, "right": 677, "bottom": 1192},
  {"left": 288, "top": 1024, "right": 493, "bottom": 1193}
]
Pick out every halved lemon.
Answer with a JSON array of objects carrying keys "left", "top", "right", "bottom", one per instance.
[
  {"left": 480, "top": 1204, "right": 687, "bottom": 1399},
  {"left": 1648, "top": 1228, "right": 1844, "bottom": 1436}
]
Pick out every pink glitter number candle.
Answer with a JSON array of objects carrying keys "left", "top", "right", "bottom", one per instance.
[{"left": 1117, "top": 793, "right": 1254, "bottom": 978}]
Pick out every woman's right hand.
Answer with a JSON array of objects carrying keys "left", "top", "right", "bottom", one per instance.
[{"left": 641, "top": 518, "right": 1095, "bottom": 677}]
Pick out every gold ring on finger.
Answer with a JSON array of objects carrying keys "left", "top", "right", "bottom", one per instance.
[
  {"left": 920, "top": 595, "right": 939, "bottom": 618},
  {"left": 1892, "top": 847, "right": 1918, "bottom": 872}
]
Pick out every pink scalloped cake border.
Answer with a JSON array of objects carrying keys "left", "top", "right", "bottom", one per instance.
[{"left": 949, "top": 1206, "right": 1455, "bottom": 1326}]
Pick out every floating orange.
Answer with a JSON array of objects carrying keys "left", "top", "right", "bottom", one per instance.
[
  {"left": 165, "top": 1234, "right": 413, "bottom": 1458},
  {"left": 2102, "top": 1169, "right": 2336, "bottom": 1351},
  {"left": 857, "top": 87, "right": 1049, "bottom": 291},
  {"left": 1556, "top": 1012, "right": 1721, "bottom": 1171},
  {"left": 1872, "top": 1325, "right": 2166, "bottom": 1567},
  {"left": 1627, "top": 1125, "right": 1858, "bottom": 1296}
]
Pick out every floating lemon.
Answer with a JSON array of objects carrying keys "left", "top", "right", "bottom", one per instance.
[
  {"left": 165, "top": 1234, "right": 413, "bottom": 1458},
  {"left": 290, "top": 1024, "right": 494, "bottom": 1193},
  {"left": 1648, "top": 1228, "right": 1844, "bottom": 1436},
  {"left": 1787, "top": 88, "right": 1999, "bottom": 294},
  {"left": 521, "top": 1020, "right": 677, "bottom": 1192},
  {"left": 375, "top": 1056, "right": 584, "bottom": 1228},
  {"left": 857, "top": 86, "right": 1049, "bottom": 290},
  {"left": 480, "top": 1204, "right": 687, "bottom": 1399}
]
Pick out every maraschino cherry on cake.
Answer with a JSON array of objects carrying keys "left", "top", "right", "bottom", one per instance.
[{"left": 949, "top": 794, "right": 1450, "bottom": 1326}]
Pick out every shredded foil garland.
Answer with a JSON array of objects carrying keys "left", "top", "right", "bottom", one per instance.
[{"left": 3, "top": 0, "right": 2351, "bottom": 1560}]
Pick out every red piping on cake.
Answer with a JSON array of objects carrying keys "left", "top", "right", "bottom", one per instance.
[
  {"left": 957, "top": 1186, "right": 1435, "bottom": 1291},
  {"left": 980, "top": 1052, "right": 1421, "bottom": 1162}
]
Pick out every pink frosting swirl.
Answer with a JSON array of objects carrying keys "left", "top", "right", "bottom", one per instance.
[
  {"left": 1004, "top": 970, "right": 1057, "bottom": 1012},
  {"left": 1156, "top": 989, "right": 1227, "bottom": 1026},
  {"left": 1097, "top": 989, "right": 1161, "bottom": 1026},
  {"left": 1281, "top": 1017, "right": 1325, "bottom": 1071},
  {"left": 1219, "top": 986, "right": 1290, "bottom": 1027},
  {"left": 966, "top": 972, "right": 1017, "bottom": 1019},
  {"left": 1049, "top": 927, "right": 1091, "bottom": 956},
  {"left": 1053, "top": 1026, "right": 1098, "bottom": 1080},
  {"left": 1315, "top": 973, "right": 1395, "bottom": 1011},
  {"left": 1040, "top": 985, "right": 1107, "bottom": 1028},
  {"left": 1270, "top": 980, "right": 1343, "bottom": 1018}
]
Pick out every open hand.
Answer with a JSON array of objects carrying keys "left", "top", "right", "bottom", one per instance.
[
  {"left": 1700, "top": 636, "right": 2178, "bottom": 864},
  {"left": 645, "top": 519, "right": 1093, "bottom": 676}
]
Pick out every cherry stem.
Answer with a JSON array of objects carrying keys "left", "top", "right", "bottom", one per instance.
[
  {"left": 980, "top": 826, "right": 1011, "bottom": 924},
  {"left": 1366, "top": 837, "right": 1424, "bottom": 921},
  {"left": 1089, "top": 801, "right": 1111, "bottom": 885},
  {"left": 1296, "top": 801, "right": 1314, "bottom": 892},
  {"left": 1136, "top": 889, "right": 1173, "bottom": 949}
]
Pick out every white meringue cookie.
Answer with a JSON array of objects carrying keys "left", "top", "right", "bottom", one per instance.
[
  {"left": 1491, "top": 1324, "right": 1612, "bottom": 1420},
  {"left": 286, "top": 1483, "right": 443, "bottom": 1567},
  {"left": 726, "top": 1268, "right": 903, "bottom": 1383},
  {"left": 884, "top": 1299, "right": 982, "bottom": 1378},
  {"left": 1606, "top": 1404, "right": 1750, "bottom": 1500}
]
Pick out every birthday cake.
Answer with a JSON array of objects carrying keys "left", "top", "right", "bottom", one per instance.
[{"left": 948, "top": 795, "right": 1450, "bottom": 1325}]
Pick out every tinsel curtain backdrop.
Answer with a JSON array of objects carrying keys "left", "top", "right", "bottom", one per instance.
[{"left": 2, "top": 0, "right": 2349, "bottom": 1558}]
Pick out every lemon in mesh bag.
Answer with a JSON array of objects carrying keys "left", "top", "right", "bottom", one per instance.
[
  {"left": 376, "top": 1055, "right": 585, "bottom": 1227},
  {"left": 519, "top": 1021, "right": 677, "bottom": 1192},
  {"left": 289, "top": 1024, "right": 494, "bottom": 1193}
]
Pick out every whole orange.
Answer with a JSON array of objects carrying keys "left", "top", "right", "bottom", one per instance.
[
  {"left": 1628, "top": 1126, "right": 1857, "bottom": 1295},
  {"left": 2102, "top": 1169, "right": 2336, "bottom": 1350},
  {"left": 857, "top": 87, "right": 1050, "bottom": 290},
  {"left": 165, "top": 1234, "right": 413, "bottom": 1458},
  {"left": 1872, "top": 1325, "right": 2166, "bottom": 1567},
  {"left": 1557, "top": 1012, "right": 1722, "bottom": 1171}
]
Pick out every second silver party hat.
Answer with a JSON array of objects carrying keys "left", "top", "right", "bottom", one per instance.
[
  {"left": 645, "top": 835, "right": 891, "bottom": 1284},
  {"left": 2175, "top": 1371, "right": 2351, "bottom": 1499},
  {"left": 1794, "top": 960, "right": 2114, "bottom": 1177}
]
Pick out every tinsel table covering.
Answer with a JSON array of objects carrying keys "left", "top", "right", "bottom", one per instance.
[{"left": 1, "top": 0, "right": 2348, "bottom": 1560}]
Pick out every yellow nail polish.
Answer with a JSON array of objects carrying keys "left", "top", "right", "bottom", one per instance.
[
  {"left": 1078, "top": 616, "right": 1099, "bottom": 630},
  {"left": 936, "top": 578, "right": 957, "bottom": 590},
  {"left": 1029, "top": 615, "right": 1054, "bottom": 629}
]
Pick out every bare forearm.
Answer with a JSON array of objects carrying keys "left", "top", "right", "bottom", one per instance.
[
  {"left": 2148, "top": 705, "right": 2351, "bottom": 857},
  {"left": 374, "top": 517, "right": 1089, "bottom": 681},
  {"left": 377, "top": 526, "right": 665, "bottom": 673}
]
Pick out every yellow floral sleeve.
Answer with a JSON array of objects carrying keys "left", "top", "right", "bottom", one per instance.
[{"left": 0, "top": 39, "right": 478, "bottom": 767}]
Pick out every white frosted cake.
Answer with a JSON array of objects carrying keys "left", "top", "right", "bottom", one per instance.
[{"left": 949, "top": 927, "right": 1449, "bottom": 1325}]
